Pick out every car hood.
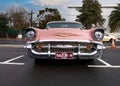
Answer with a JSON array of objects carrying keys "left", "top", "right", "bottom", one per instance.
[{"left": 36, "top": 28, "right": 94, "bottom": 41}]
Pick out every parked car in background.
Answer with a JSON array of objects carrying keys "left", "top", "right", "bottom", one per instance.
[
  {"left": 116, "top": 35, "right": 120, "bottom": 40},
  {"left": 103, "top": 32, "right": 116, "bottom": 42},
  {"left": 24, "top": 21, "right": 105, "bottom": 61}
]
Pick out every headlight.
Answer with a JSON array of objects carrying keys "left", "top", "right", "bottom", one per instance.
[
  {"left": 25, "top": 28, "right": 36, "bottom": 41},
  {"left": 93, "top": 29, "right": 104, "bottom": 41}
]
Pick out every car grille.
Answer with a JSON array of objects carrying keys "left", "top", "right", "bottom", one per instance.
[{"left": 32, "top": 41, "right": 97, "bottom": 53}]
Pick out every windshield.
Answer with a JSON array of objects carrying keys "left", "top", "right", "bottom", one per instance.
[{"left": 46, "top": 22, "right": 83, "bottom": 29}]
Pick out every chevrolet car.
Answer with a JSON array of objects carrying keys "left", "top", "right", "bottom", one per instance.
[{"left": 24, "top": 21, "right": 105, "bottom": 60}]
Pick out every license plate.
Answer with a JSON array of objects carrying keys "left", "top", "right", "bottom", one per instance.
[{"left": 55, "top": 52, "right": 73, "bottom": 59}]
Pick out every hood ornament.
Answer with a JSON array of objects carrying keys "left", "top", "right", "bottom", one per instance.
[{"left": 55, "top": 32, "right": 79, "bottom": 37}]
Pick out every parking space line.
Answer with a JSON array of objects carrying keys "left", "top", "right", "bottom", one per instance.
[
  {"left": 0, "top": 62, "right": 24, "bottom": 65},
  {"left": 97, "top": 58, "right": 112, "bottom": 66},
  {"left": 0, "top": 55, "right": 25, "bottom": 65},
  {"left": 88, "top": 65, "right": 120, "bottom": 68},
  {"left": 88, "top": 58, "right": 120, "bottom": 68},
  {"left": 3, "top": 55, "right": 24, "bottom": 63},
  {"left": 110, "top": 66, "right": 120, "bottom": 68},
  {"left": 88, "top": 65, "right": 108, "bottom": 68}
]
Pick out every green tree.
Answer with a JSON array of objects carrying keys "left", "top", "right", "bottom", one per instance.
[
  {"left": 76, "top": 0, "right": 105, "bottom": 29},
  {"left": 109, "top": 4, "right": 120, "bottom": 32},
  {"left": 0, "top": 13, "right": 9, "bottom": 38},
  {"left": 37, "top": 8, "right": 65, "bottom": 29},
  {"left": 0, "top": 13, "right": 9, "bottom": 32},
  {"left": 7, "top": 5, "right": 30, "bottom": 34}
]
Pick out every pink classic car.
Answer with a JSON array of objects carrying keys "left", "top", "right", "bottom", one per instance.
[{"left": 24, "top": 21, "right": 105, "bottom": 60}]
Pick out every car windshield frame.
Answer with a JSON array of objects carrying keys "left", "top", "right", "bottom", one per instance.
[{"left": 46, "top": 22, "right": 83, "bottom": 29}]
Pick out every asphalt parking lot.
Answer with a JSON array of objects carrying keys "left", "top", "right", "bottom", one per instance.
[{"left": 0, "top": 46, "right": 120, "bottom": 86}]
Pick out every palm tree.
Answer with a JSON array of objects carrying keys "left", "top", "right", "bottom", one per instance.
[{"left": 109, "top": 4, "right": 120, "bottom": 32}]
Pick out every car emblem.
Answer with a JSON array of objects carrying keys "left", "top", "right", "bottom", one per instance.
[{"left": 55, "top": 32, "right": 79, "bottom": 37}]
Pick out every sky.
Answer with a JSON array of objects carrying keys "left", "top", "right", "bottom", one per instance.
[
  {"left": 0, "top": 0, "right": 119, "bottom": 9},
  {"left": 0, "top": 0, "right": 120, "bottom": 21}
]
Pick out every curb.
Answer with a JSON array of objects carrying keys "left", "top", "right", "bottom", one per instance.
[
  {"left": 0, "top": 44, "right": 24, "bottom": 48},
  {"left": 105, "top": 46, "right": 120, "bottom": 48}
]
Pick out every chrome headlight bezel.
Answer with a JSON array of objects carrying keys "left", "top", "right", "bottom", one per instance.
[
  {"left": 93, "top": 29, "right": 104, "bottom": 41},
  {"left": 25, "top": 28, "right": 36, "bottom": 41}
]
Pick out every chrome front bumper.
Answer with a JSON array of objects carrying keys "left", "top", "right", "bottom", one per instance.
[{"left": 24, "top": 40, "right": 105, "bottom": 59}]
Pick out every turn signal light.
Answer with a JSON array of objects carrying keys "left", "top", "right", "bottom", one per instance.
[
  {"left": 38, "top": 43, "right": 42, "bottom": 49},
  {"left": 86, "top": 45, "right": 92, "bottom": 50}
]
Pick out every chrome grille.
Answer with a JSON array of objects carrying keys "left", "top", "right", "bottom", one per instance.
[
  {"left": 32, "top": 41, "right": 96, "bottom": 53},
  {"left": 51, "top": 48, "right": 78, "bottom": 52}
]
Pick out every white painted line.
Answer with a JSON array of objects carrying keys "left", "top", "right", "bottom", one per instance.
[
  {"left": 0, "top": 62, "right": 24, "bottom": 65},
  {"left": 88, "top": 65, "right": 108, "bottom": 68},
  {"left": 88, "top": 59, "right": 120, "bottom": 68},
  {"left": 0, "top": 55, "right": 25, "bottom": 65},
  {"left": 3, "top": 55, "right": 24, "bottom": 63},
  {"left": 97, "top": 58, "right": 112, "bottom": 66},
  {"left": 109, "top": 66, "right": 120, "bottom": 68},
  {"left": 88, "top": 65, "right": 120, "bottom": 68}
]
